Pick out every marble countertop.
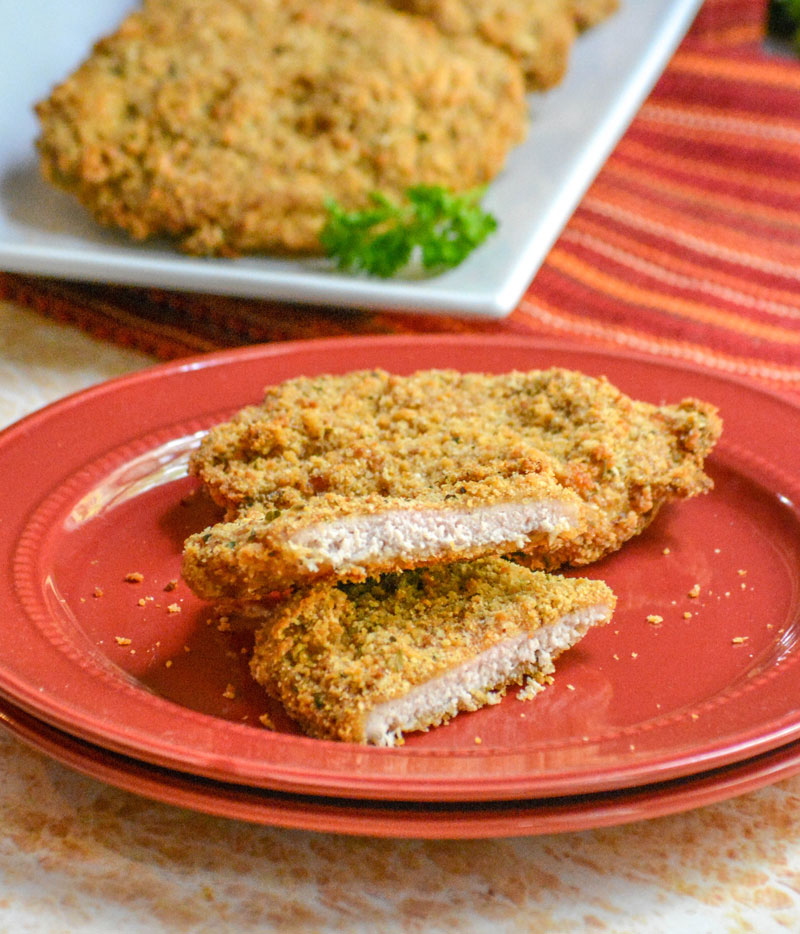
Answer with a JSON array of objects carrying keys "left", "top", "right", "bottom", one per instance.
[{"left": 1, "top": 298, "right": 799, "bottom": 933}]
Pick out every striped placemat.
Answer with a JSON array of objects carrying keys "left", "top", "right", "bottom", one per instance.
[{"left": 3, "top": 0, "right": 800, "bottom": 397}]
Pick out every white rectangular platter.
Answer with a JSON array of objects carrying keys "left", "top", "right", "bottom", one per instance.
[{"left": 0, "top": 0, "right": 703, "bottom": 318}]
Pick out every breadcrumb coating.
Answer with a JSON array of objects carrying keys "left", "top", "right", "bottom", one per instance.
[
  {"left": 248, "top": 557, "right": 616, "bottom": 744},
  {"left": 376, "top": 0, "right": 577, "bottom": 90},
  {"left": 183, "top": 367, "right": 721, "bottom": 599},
  {"left": 35, "top": 0, "right": 527, "bottom": 256}
]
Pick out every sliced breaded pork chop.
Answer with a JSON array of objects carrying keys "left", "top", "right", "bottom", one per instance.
[
  {"left": 182, "top": 367, "right": 721, "bottom": 599},
  {"left": 35, "top": 0, "right": 526, "bottom": 256},
  {"left": 247, "top": 557, "right": 616, "bottom": 745},
  {"left": 183, "top": 456, "right": 583, "bottom": 598},
  {"left": 183, "top": 484, "right": 582, "bottom": 599}
]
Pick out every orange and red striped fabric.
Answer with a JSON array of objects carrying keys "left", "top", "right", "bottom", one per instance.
[
  {"left": 3, "top": 0, "right": 800, "bottom": 396},
  {"left": 511, "top": 0, "right": 800, "bottom": 394}
]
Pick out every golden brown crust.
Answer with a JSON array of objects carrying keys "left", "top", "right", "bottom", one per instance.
[
  {"left": 378, "top": 0, "right": 577, "bottom": 90},
  {"left": 35, "top": 0, "right": 527, "bottom": 256},
  {"left": 502, "top": 368, "right": 723, "bottom": 570},
  {"left": 183, "top": 367, "right": 721, "bottom": 599},
  {"left": 189, "top": 369, "right": 568, "bottom": 511},
  {"left": 248, "top": 558, "right": 615, "bottom": 743}
]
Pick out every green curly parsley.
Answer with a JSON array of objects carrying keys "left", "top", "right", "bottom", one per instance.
[
  {"left": 319, "top": 185, "right": 498, "bottom": 278},
  {"left": 767, "top": 0, "right": 800, "bottom": 51}
]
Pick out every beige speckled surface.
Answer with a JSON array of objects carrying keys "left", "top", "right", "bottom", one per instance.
[
  {"left": 2, "top": 298, "right": 800, "bottom": 933},
  {"left": 2, "top": 726, "right": 800, "bottom": 933},
  {"left": 0, "top": 300, "right": 151, "bottom": 425}
]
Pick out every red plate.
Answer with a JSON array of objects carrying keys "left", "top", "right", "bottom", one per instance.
[
  {"left": 1, "top": 335, "right": 800, "bottom": 802},
  {"left": 4, "top": 692, "right": 800, "bottom": 839}
]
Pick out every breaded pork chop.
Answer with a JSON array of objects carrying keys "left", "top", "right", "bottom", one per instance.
[
  {"left": 182, "top": 368, "right": 721, "bottom": 600},
  {"left": 182, "top": 369, "right": 584, "bottom": 598},
  {"left": 378, "top": 0, "right": 577, "bottom": 90},
  {"left": 248, "top": 557, "right": 616, "bottom": 745},
  {"left": 569, "top": 0, "right": 618, "bottom": 30},
  {"left": 35, "top": 0, "right": 526, "bottom": 256}
]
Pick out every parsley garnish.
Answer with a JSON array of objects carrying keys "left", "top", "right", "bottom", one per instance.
[
  {"left": 767, "top": 0, "right": 800, "bottom": 50},
  {"left": 319, "top": 185, "right": 498, "bottom": 278}
]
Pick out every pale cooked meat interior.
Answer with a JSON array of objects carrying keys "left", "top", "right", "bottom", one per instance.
[
  {"left": 364, "top": 602, "right": 611, "bottom": 746},
  {"left": 288, "top": 499, "right": 578, "bottom": 573},
  {"left": 182, "top": 486, "right": 581, "bottom": 599}
]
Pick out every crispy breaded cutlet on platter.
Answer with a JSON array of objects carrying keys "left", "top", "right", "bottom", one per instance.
[
  {"left": 376, "top": 0, "right": 578, "bottom": 90},
  {"left": 34, "top": 0, "right": 527, "bottom": 256},
  {"left": 246, "top": 557, "right": 616, "bottom": 745},
  {"left": 182, "top": 367, "right": 721, "bottom": 600}
]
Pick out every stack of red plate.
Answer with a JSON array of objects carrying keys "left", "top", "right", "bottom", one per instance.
[{"left": 2, "top": 336, "right": 800, "bottom": 838}]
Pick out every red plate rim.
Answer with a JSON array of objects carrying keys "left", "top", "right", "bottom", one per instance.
[{"left": 4, "top": 689, "right": 800, "bottom": 839}]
